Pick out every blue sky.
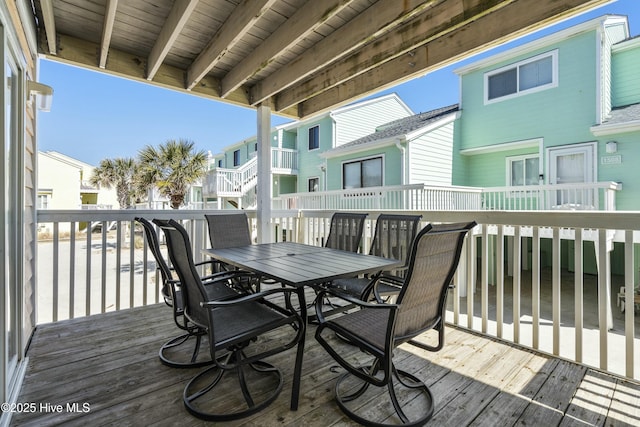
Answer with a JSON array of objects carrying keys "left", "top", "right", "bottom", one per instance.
[{"left": 38, "top": 0, "right": 639, "bottom": 166}]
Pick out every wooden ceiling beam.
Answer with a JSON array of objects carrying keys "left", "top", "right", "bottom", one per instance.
[
  {"left": 249, "top": 0, "right": 443, "bottom": 106},
  {"left": 99, "top": 0, "right": 118, "bottom": 68},
  {"left": 39, "top": 0, "right": 57, "bottom": 55},
  {"left": 42, "top": 33, "right": 300, "bottom": 119},
  {"left": 219, "top": 0, "right": 356, "bottom": 98},
  {"left": 185, "top": 0, "right": 278, "bottom": 91},
  {"left": 276, "top": 0, "right": 509, "bottom": 111},
  {"left": 147, "top": 0, "right": 199, "bottom": 81},
  {"left": 295, "top": 0, "right": 613, "bottom": 118}
]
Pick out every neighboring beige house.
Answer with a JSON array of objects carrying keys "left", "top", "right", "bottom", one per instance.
[{"left": 37, "top": 151, "right": 118, "bottom": 232}]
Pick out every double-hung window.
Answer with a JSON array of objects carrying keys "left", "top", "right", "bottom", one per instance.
[
  {"left": 342, "top": 156, "right": 383, "bottom": 189},
  {"left": 485, "top": 50, "right": 557, "bottom": 103},
  {"left": 233, "top": 149, "right": 240, "bottom": 166},
  {"left": 308, "top": 126, "right": 319, "bottom": 150}
]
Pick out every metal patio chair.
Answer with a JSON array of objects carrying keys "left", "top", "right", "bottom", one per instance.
[
  {"left": 314, "top": 221, "right": 476, "bottom": 426},
  {"left": 311, "top": 212, "right": 368, "bottom": 315},
  {"left": 205, "top": 212, "right": 273, "bottom": 289},
  {"left": 328, "top": 214, "right": 422, "bottom": 302},
  {"left": 135, "top": 217, "right": 250, "bottom": 368},
  {"left": 324, "top": 212, "right": 368, "bottom": 252},
  {"left": 156, "top": 219, "right": 306, "bottom": 421},
  {"left": 205, "top": 212, "right": 252, "bottom": 250}
]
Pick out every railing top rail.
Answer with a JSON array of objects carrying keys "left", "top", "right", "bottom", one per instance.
[
  {"left": 482, "top": 181, "right": 622, "bottom": 192},
  {"left": 295, "top": 209, "right": 640, "bottom": 231}
]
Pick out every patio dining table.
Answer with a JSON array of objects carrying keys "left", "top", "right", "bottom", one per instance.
[{"left": 202, "top": 241, "right": 402, "bottom": 410}]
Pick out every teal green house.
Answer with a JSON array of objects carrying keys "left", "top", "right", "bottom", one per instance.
[
  {"left": 205, "top": 14, "right": 639, "bottom": 215},
  {"left": 203, "top": 93, "right": 415, "bottom": 208},
  {"left": 451, "top": 14, "right": 639, "bottom": 276},
  {"left": 453, "top": 14, "right": 638, "bottom": 211}
]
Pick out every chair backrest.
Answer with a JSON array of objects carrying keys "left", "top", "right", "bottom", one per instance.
[
  {"left": 155, "top": 219, "right": 210, "bottom": 328},
  {"left": 324, "top": 212, "right": 367, "bottom": 252},
  {"left": 394, "top": 221, "right": 476, "bottom": 342},
  {"left": 135, "top": 217, "right": 173, "bottom": 299},
  {"left": 205, "top": 213, "right": 252, "bottom": 249},
  {"left": 369, "top": 214, "right": 422, "bottom": 273}
]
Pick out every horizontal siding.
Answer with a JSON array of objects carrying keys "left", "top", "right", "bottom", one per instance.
[
  {"left": 598, "top": 131, "right": 640, "bottom": 210},
  {"left": 460, "top": 32, "right": 599, "bottom": 152},
  {"left": 463, "top": 147, "right": 538, "bottom": 187},
  {"left": 333, "top": 97, "right": 411, "bottom": 146},
  {"left": 612, "top": 46, "right": 640, "bottom": 107},
  {"left": 296, "top": 117, "right": 332, "bottom": 192},
  {"left": 409, "top": 123, "right": 454, "bottom": 186}
]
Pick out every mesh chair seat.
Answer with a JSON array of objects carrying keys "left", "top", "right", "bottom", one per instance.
[
  {"left": 329, "top": 307, "right": 390, "bottom": 355},
  {"left": 211, "top": 301, "right": 298, "bottom": 348},
  {"left": 331, "top": 276, "right": 402, "bottom": 300},
  {"left": 315, "top": 221, "right": 476, "bottom": 426}
]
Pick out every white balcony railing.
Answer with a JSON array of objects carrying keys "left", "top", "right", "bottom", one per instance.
[
  {"left": 273, "top": 182, "right": 621, "bottom": 211},
  {"left": 481, "top": 181, "right": 622, "bottom": 211},
  {"left": 204, "top": 148, "right": 298, "bottom": 198},
  {"left": 273, "top": 184, "right": 484, "bottom": 210},
  {"left": 271, "top": 147, "right": 298, "bottom": 172},
  {"left": 36, "top": 208, "right": 640, "bottom": 382}
]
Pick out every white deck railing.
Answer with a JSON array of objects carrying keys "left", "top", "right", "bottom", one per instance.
[
  {"left": 481, "top": 181, "right": 621, "bottom": 211},
  {"left": 273, "top": 182, "right": 621, "bottom": 211},
  {"left": 273, "top": 184, "right": 484, "bottom": 210},
  {"left": 36, "top": 208, "right": 640, "bottom": 382}
]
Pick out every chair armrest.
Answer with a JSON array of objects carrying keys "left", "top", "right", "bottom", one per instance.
[
  {"left": 194, "top": 259, "right": 221, "bottom": 268},
  {"left": 314, "top": 288, "right": 397, "bottom": 324},
  {"left": 201, "top": 286, "right": 303, "bottom": 308},
  {"left": 200, "top": 270, "right": 255, "bottom": 284}
]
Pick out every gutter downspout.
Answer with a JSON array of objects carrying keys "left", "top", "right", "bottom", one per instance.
[
  {"left": 395, "top": 138, "right": 407, "bottom": 210},
  {"left": 395, "top": 138, "right": 407, "bottom": 185}
]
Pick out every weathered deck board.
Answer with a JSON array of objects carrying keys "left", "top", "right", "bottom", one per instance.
[{"left": 11, "top": 303, "right": 640, "bottom": 426}]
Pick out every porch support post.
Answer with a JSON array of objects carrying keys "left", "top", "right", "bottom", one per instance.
[{"left": 256, "top": 103, "right": 272, "bottom": 244}]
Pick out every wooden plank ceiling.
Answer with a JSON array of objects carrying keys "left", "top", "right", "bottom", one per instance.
[{"left": 32, "top": 0, "right": 611, "bottom": 119}]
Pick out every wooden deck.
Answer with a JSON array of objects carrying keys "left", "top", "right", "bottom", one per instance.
[{"left": 11, "top": 302, "right": 640, "bottom": 426}]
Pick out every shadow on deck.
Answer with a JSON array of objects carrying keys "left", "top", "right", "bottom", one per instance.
[{"left": 12, "top": 301, "right": 640, "bottom": 426}]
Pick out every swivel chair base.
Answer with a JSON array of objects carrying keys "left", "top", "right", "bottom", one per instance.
[
  {"left": 335, "top": 366, "right": 434, "bottom": 426},
  {"left": 183, "top": 359, "right": 283, "bottom": 421},
  {"left": 159, "top": 333, "right": 213, "bottom": 369}
]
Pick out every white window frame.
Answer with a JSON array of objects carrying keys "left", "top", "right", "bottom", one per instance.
[
  {"left": 505, "top": 154, "right": 541, "bottom": 187},
  {"left": 341, "top": 155, "right": 384, "bottom": 189},
  {"left": 484, "top": 50, "right": 558, "bottom": 104},
  {"left": 233, "top": 149, "right": 240, "bottom": 167},
  {"left": 37, "top": 192, "right": 51, "bottom": 209}
]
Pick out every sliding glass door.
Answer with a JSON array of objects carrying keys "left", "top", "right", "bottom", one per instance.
[{"left": 1, "top": 35, "right": 22, "bottom": 408}]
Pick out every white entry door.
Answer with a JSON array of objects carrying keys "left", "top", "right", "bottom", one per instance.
[{"left": 548, "top": 143, "right": 595, "bottom": 208}]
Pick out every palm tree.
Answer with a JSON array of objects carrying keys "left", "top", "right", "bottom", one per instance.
[
  {"left": 89, "top": 157, "right": 140, "bottom": 209},
  {"left": 137, "top": 139, "right": 208, "bottom": 209}
]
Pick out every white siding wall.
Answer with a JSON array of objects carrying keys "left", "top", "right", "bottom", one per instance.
[
  {"left": 37, "top": 153, "right": 83, "bottom": 209},
  {"left": 333, "top": 96, "right": 412, "bottom": 147},
  {"left": 408, "top": 122, "right": 455, "bottom": 186}
]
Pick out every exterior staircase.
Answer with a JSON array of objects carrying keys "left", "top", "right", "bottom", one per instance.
[{"left": 202, "top": 147, "right": 298, "bottom": 209}]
